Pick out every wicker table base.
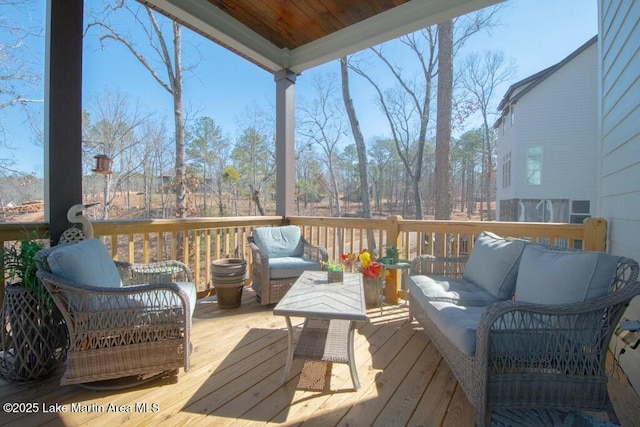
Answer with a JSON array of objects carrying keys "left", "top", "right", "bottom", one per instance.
[{"left": 273, "top": 271, "right": 367, "bottom": 391}]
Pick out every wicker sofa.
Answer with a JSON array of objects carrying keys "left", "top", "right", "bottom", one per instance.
[
  {"left": 408, "top": 231, "right": 640, "bottom": 426},
  {"left": 35, "top": 239, "right": 196, "bottom": 386},
  {"left": 248, "top": 225, "right": 328, "bottom": 305}
]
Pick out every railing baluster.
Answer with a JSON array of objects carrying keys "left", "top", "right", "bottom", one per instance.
[
  {"left": 143, "top": 232, "right": 150, "bottom": 264},
  {"left": 194, "top": 230, "right": 201, "bottom": 289}
]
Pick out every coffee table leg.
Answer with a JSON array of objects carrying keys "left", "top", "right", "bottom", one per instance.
[
  {"left": 347, "top": 321, "right": 360, "bottom": 390},
  {"left": 282, "top": 316, "right": 294, "bottom": 384}
]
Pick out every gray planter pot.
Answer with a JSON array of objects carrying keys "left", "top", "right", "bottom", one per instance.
[{"left": 211, "top": 259, "right": 247, "bottom": 308}]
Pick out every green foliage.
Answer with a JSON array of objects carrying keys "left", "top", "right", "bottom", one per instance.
[
  {"left": 3, "top": 239, "right": 44, "bottom": 289},
  {"left": 2, "top": 237, "right": 52, "bottom": 307},
  {"left": 222, "top": 166, "right": 240, "bottom": 183},
  {"left": 385, "top": 245, "right": 400, "bottom": 258}
]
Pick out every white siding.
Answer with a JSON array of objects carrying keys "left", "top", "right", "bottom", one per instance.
[
  {"left": 599, "top": 0, "right": 640, "bottom": 396},
  {"left": 496, "top": 41, "right": 598, "bottom": 219}
]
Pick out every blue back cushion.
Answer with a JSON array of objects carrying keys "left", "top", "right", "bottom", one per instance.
[
  {"left": 46, "top": 239, "right": 122, "bottom": 288},
  {"left": 463, "top": 231, "right": 526, "bottom": 300},
  {"left": 252, "top": 226, "right": 304, "bottom": 258},
  {"left": 515, "top": 245, "right": 619, "bottom": 304}
]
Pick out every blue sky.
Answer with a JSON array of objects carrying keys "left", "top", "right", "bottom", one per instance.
[{"left": 3, "top": 0, "right": 598, "bottom": 176}]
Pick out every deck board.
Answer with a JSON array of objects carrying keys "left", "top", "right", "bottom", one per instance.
[{"left": 1, "top": 287, "right": 639, "bottom": 426}]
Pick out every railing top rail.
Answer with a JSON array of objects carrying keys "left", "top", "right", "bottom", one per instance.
[
  {"left": 397, "top": 219, "right": 592, "bottom": 238},
  {"left": 287, "top": 216, "right": 389, "bottom": 227},
  {"left": 0, "top": 222, "right": 49, "bottom": 241},
  {"left": 92, "top": 216, "right": 283, "bottom": 234}
]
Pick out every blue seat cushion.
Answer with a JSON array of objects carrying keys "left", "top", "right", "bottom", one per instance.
[
  {"left": 423, "top": 300, "right": 485, "bottom": 356},
  {"left": 252, "top": 226, "right": 304, "bottom": 258},
  {"left": 268, "top": 257, "right": 323, "bottom": 279},
  {"left": 408, "top": 274, "right": 500, "bottom": 307},
  {"left": 46, "top": 239, "right": 122, "bottom": 288}
]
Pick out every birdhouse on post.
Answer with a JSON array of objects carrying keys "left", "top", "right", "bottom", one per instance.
[{"left": 92, "top": 154, "right": 112, "bottom": 175}]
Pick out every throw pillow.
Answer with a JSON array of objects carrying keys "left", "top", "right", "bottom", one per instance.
[{"left": 46, "top": 238, "right": 122, "bottom": 288}]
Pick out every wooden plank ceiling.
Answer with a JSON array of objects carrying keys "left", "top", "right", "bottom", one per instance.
[
  {"left": 141, "top": 0, "right": 503, "bottom": 72},
  {"left": 206, "top": 0, "right": 410, "bottom": 50}
]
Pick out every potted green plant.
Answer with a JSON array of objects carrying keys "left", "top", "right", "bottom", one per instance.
[
  {"left": 1, "top": 237, "right": 67, "bottom": 382},
  {"left": 385, "top": 245, "right": 401, "bottom": 264},
  {"left": 323, "top": 260, "right": 344, "bottom": 283}
]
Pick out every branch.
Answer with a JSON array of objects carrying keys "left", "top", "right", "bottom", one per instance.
[
  {"left": 89, "top": 21, "right": 173, "bottom": 94},
  {"left": 349, "top": 63, "right": 415, "bottom": 178},
  {"left": 146, "top": 7, "right": 176, "bottom": 89},
  {"left": 0, "top": 96, "right": 42, "bottom": 110},
  {"left": 370, "top": 45, "right": 423, "bottom": 116}
]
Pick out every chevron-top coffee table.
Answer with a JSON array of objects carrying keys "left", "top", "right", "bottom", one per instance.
[{"left": 273, "top": 270, "right": 368, "bottom": 390}]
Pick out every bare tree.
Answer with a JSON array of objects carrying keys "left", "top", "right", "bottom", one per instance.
[
  {"left": 452, "top": 129, "right": 483, "bottom": 216},
  {"left": 137, "top": 118, "right": 170, "bottom": 218},
  {"left": 349, "top": 7, "right": 503, "bottom": 219},
  {"left": 232, "top": 103, "right": 275, "bottom": 216},
  {"left": 0, "top": 0, "right": 43, "bottom": 175},
  {"left": 88, "top": 1, "right": 193, "bottom": 218},
  {"left": 340, "top": 56, "right": 377, "bottom": 249},
  {"left": 298, "top": 74, "right": 348, "bottom": 218},
  {"left": 186, "top": 116, "right": 229, "bottom": 215},
  {"left": 82, "top": 90, "right": 149, "bottom": 219},
  {"left": 460, "top": 51, "right": 516, "bottom": 220}
]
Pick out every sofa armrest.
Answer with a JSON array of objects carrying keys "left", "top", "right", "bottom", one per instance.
[
  {"left": 410, "top": 255, "right": 468, "bottom": 278},
  {"left": 302, "top": 238, "right": 329, "bottom": 263},
  {"left": 474, "top": 280, "right": 640, "bottom": 375}
]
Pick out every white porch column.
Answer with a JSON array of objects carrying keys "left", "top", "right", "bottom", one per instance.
[
  {"left": 44, "top": 0, "right": 84, "bottom": 243},
  {"left": 274, "top": 69, "right": 297, "bottom": 218}
]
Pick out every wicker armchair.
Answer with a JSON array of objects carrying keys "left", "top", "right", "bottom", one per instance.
[
  {"left": 409, "top": 247, "right": 640, "bottom": 426},
  {"left": 248, "top": 225, "right": 328, "bottom": 305},
  {"left": 35, "top": 239, "right": 195, "bottom": 386}
]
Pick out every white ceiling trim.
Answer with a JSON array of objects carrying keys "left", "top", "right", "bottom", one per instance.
[
  {"left": 288, "top": 0, "right": 504, "bottom": 73},
  {"left": 142, "top": 0, "right": 504, "bottom": 74}
]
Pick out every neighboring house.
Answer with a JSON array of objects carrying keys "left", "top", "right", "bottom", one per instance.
[
  {"left": 494, "top": 36, "right": 598, "bottom": 224},
  {"left": 599, "top": 0, "right": 640, "bottom": 396}
]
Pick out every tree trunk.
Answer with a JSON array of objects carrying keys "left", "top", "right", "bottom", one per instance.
[
  {"left": 340, "top": 57, "right": 376, "bottom": 249},
  {"left": 435, "top": 20, "right": 453, "bottom": 222},
  {"left": 249, "top": 184, "right": 265, "bottom": 216},
  {"left": 172, "top": 22, "right": 187, "bottom": 219},
  {"left": 434, "top": 20, "right": 453, "bottom": 255},
  {"left": 482, "top": 118, "right": 493, "bottom": 221}
]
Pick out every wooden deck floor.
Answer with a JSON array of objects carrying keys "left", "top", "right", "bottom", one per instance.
[{"left": 2, "top": 288, "right": 640, "bottom": 427}]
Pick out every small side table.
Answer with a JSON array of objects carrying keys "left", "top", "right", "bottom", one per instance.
[{"left": 382, "top": 260, "right": 412, "bottom": 304}]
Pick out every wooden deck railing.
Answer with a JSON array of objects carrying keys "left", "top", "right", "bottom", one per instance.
[
  {"left": 290, "top": 215, "right": 607, "bottom": 256},
  {"left": 1, "top": 216, "right": 607, "bottom": 304}
]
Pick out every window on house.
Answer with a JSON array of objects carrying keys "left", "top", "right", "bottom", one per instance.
[
  {"left": 510, "top": 105, "right": 515, "bottom": 125},
  {"left": 526, "top": 146, "right": 542, "bottom": 185},
  {"left": 502, "top": 152, "right": 511, "bottom": 188},
  {"left": 570, "top": 200, "right": 591, "bottom": 224}
]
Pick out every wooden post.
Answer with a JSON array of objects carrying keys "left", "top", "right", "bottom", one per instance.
[
  {"left": 45, "top": 0, "right": 84, "bottom": 244},
  {"left": 275, "top": 69, "right": 296, "bottom": 218},
  {"left": 583, "top": 217, "right": 607, "bottom": 251},
  {"left": 384, "top": 215, "right": 403, "bottom": 304}
]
